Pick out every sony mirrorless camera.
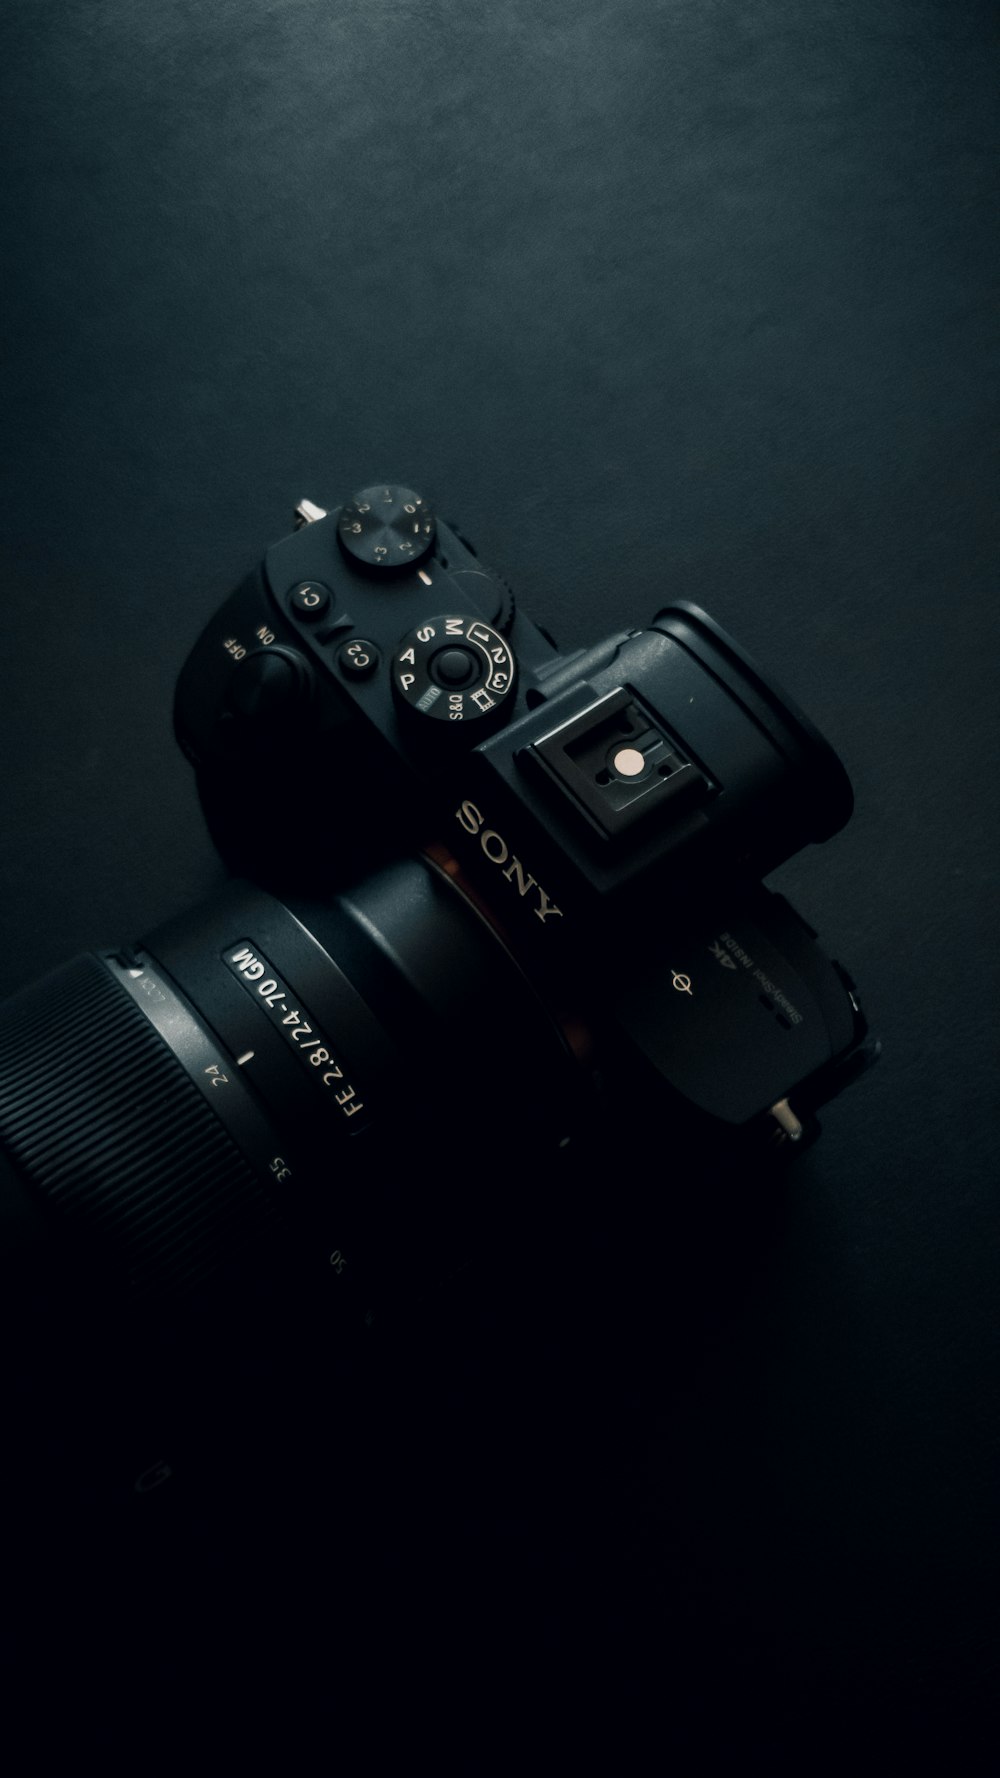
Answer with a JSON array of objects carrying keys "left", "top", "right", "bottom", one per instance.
[{"left": 0, "top": 483, "right": 876, "bottom": 1343}]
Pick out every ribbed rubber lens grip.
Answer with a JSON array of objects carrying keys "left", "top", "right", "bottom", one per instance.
[{"left": 0, "top": 952, "right": 274, "bottom": 1302}]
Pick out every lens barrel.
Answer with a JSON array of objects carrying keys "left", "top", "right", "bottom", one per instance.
[
  {"left": 0, "top": 950, "right": 278, "bottom": 1303},
  {"left": 0, "top": 855, "right": 583, "bottom": 1319}
]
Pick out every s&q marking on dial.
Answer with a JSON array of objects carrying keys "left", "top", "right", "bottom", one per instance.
[{"left": 392, "top": 616, "right": 517, "bottom": 732}]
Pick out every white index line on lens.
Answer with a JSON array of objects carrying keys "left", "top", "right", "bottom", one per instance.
[
  {"left": 236, "top": 1050, "right": 254, "bottom": 1066},
  {"left": 418, "top": 569, "right": 433, "bottom": 586}
]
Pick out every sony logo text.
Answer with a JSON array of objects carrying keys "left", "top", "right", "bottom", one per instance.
[{"left": 454, "top": 802, "right": 563, "bottom": 925}]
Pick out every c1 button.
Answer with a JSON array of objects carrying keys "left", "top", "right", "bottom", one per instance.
[
  {"left": 289, "top": 581, "right": 331, "bottom": 621},
  {"left": 337, "top": 638, "right": 380, "bottom": 680}
]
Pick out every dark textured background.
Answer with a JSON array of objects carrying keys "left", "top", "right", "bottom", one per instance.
[{"left": 0, "top": 2, "right": 997, "bottom": 1769}]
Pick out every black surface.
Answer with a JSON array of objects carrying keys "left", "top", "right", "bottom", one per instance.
[{"left": 1, "top": 3, "right": 997, "bottom": 1770}]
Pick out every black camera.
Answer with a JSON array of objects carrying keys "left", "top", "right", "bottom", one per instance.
[{"left": 0, "top": 481, "right": 875, "bottom": 1354}]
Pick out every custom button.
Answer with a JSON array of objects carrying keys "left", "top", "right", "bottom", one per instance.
[
  {"left": 288, "top": 581, "right": 331, "bottom": 621},
  {"left": 337, "top": 638, "right": 380, "bottom": 680}
]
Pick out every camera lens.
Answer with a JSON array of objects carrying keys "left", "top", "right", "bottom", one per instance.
[{"left": 0, "top": 854, "right": 584, "bottom": 1321}]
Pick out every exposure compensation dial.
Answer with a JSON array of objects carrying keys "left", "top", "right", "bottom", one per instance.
[
  {"left": 337, "top": 484, "right": 436, "bottom": 573},
  {"left": 392, "top": 616, "right": 517, "bottom": 734}
]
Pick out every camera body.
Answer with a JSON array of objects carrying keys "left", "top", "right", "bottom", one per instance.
[
  {"left": 175, "top": 482, "right": 873, "bottom": 1159},
  {"left": 0, "top": 479, "right": 879, "bottom": 1547}
]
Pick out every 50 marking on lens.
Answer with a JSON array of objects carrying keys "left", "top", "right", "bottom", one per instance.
[{"left": 223, "top": 941, "right": 367, "bottom": 1123}]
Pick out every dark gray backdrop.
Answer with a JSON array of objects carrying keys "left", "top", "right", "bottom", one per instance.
[{"left": 1, "top": 2, "right": 997, "bottom": 1769}]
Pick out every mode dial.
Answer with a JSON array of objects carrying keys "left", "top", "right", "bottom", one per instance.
[
  {"left": 338, "top": 484, "right": 436, "bottom": 573},
  {"left": 392, "top": 616, "right": 517, "bottom": 734}
]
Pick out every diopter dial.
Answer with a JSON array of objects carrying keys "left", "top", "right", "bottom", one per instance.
[
  {"left": 392, "top": 616, "right": 517, "bottom": 733},
  {"left": 337, "top": 484, "right": 436, "bottom": 573}
]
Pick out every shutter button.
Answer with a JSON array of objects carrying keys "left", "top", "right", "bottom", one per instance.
[{"left": 225, "top": 648, "right": 309, "bottom": 724}]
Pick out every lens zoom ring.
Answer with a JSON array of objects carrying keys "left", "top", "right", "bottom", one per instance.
[{"left": 0, "top": 952, "right": 274, "bottom": 1300}]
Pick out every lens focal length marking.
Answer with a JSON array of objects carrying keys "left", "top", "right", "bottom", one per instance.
[
  {"left": 106, "top": 953, "right": 299, "bottom": 1210},
  {"left": 223, "top": 941, "right": 367, "bottom": 1125}
]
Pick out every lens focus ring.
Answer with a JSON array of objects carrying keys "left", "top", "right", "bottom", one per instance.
[{"left": 0, "top": 952, "right": 277, "bottom": 1303}]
